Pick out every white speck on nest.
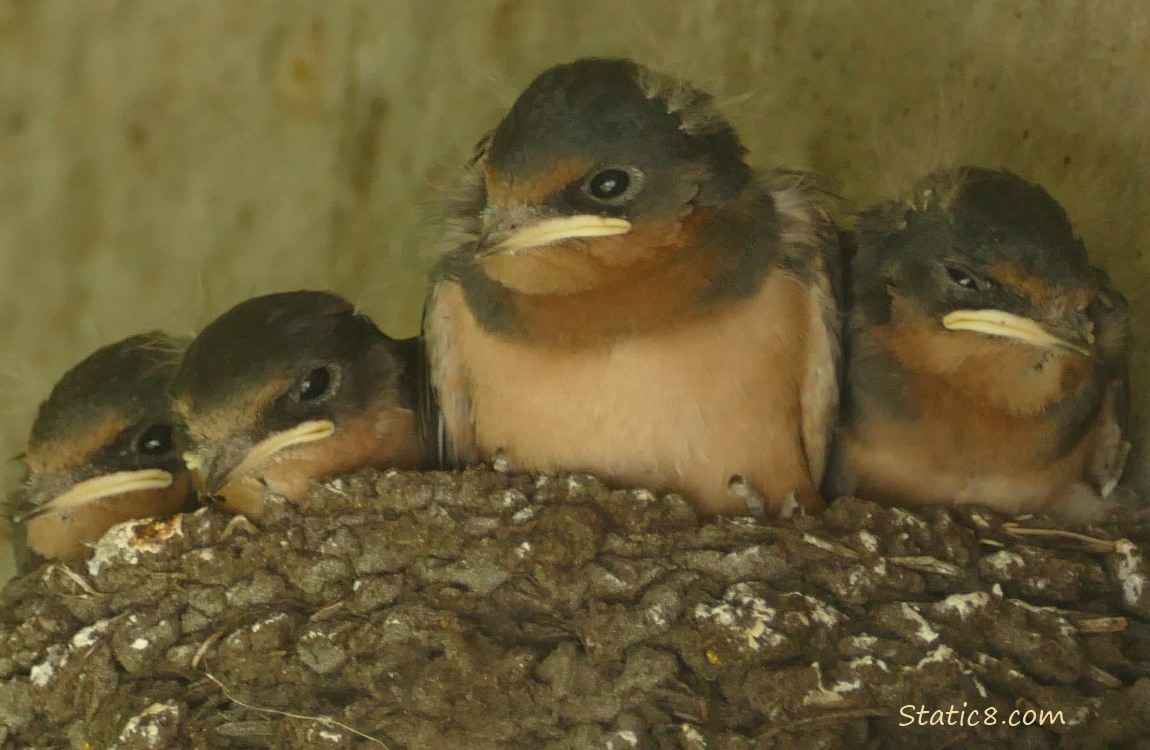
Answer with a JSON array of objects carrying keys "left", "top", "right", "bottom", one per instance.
[
  {"left": 327, "top": 477, "right": 346, "bottom": 491},
  {"left": 803, "top": 661, "right": 863, "bottom": 706},
  {"left": 847, "top": 567, "right": 864, "bottom": 587},
  {"left": 913, "top": 644, "right": 956, "bottom": 669},
  {"left": 978, "top": 650, "right": 1023, "bottom": 678},
  {"left": 1007, "top": 602, "right": 1076, "bottom": 639},
  {"left": 900, "top": 603, "right": 939, "bottom": 644},
  {"left": 936, "top": 591, "right": 990, "bottom": 619},
  {"left": 116, "top": 701, "right": 179, "bottom": 745},
  {"left": 632, "top": 489, "right": 656, "bottom": 503},
  {"left": 644, "top": 603, "right": 670, "bottom": 628},
  {"left": 607, "top": 729, "right": 640, "bottom": 748},
  {"left": 724, "top": 582, "right": 759, "bottom": 606},
  {"left": 849, "top": 634, "right": 877, "bottom": 650},
  {"left": 804, "top": 677, "right": 863, "bottom": 706},
  {"left": 566, "top": 475, "right": 592, "bottom": 491},
  {"left": 318, "top": 729, "right": 343, "bottom": 741},
  {"left": 847, "top": 655, "right": 890, "bottom": 672},
  {"left": 599, "top": 571, "right": 625, "bottom": 588},
  {"left": 694, "top": 585, "right": 784, "bottom": 651},
  {"left": 1008, "top": 598, "right": 1061, "bottom": 618},
  {"left": 971, "top": 673, "right": 989, "bottom": 698},
  {"left": 801, "top": 534, "right": 838, "bottom": 552},
  {"left": 251, "top": 613, "right": 288, "bottom": 634},
  {"left": 71, "top": 619, "right": 113, "bottom": 650},
  {"left": 983, "top": 550, "right": 1025, "bottom": 574},
  {"left": 131, "top": 637, "right": 150, "bottom": 651},
  {"left": 721, "top": 545, "right": 765, "bottom": 569},
  {"left": 855, "top": 530, "right": 880, "bottom": 553},
  {"left": 500, "top": 489, "right": 525, "bottom": 507},
  {"left": 1114, "top": 540, "right": 1146, "bottom": 609},
  {"left": 890, "top": 507, "right": 928, "bottom": 530},
  {"left": 800, "top": 594, "right": 843, "bottom": 628},
  {"left": 512, "top": 506, "right": 536, "bottom": 523},
  {"left": 680, "top": 724, "right": 706, "bottom": 746},
  {"left": 516, "top": 541, "right": 532, "bottom": 558},
  {"left": 946, "top": 654, "right": 991, "bottom": 698},
  {"left": 30, "top": 645, "right": 67, "bottom": 687},
  {"left": 991, "top": 583, "right": 1003, "bottom": 598},
  {"left": 87, "top": 519, "right": 166, "bottom": 576},
  {"left": 534, "top": 476, "right": 549, "bottom": 487},
  {"left": 1065, "top": 702, "right": 1097, "bottom": 726},
  {"left": 694, "top": 602, "right": 737, "bottom": 627}
]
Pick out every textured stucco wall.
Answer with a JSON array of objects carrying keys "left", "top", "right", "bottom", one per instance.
[{"left": 2, "top": 0, "right": 1149, "bottom": 579}]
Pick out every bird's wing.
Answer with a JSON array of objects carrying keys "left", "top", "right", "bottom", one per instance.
[
  {"left": 769, "top": 171, "right": 845, "bottom": 489},
  {"left": 421, "top": 280, "right": 477, "bottom": 469},
  {"left": 1088, "top": 276, "right": 1133, "bottom": 498},
  {"left": 420, "top": 158, "right": 490, "bottom": 470},
  {"left": 799, "top": 231, "right": 844, "bottom": 488}
]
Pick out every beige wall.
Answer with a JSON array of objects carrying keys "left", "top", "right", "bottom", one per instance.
[{"left": 3, "top": 0, "right": 1148, "bottom": 579}]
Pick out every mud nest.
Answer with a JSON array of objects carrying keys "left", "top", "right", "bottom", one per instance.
[{"left": 2, "top": 467, "right": 1150, "bottom": 749}]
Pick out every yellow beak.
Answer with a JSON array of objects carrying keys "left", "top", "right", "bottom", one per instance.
[
  {"left": 15, "top": 469, "right": 174, "bottom": 522},
  {"left": 184, "top": 419, "right": 336, "bottom": 493},
  {"left": 942, "top": 309, "right": 1093, "bottom": 356},
  {"left": 485, "top": 215, "right": 631, "bottom": 255}
]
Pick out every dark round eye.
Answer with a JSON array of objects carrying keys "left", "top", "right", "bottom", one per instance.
[
  {"left": 585, "top": 169, "right": 632, "bottom": 202},
  {"left": 946, "top": 265, "right": 980, "bottom": 290},
  {"left": 295, "top": 366, "right": 335, "bottom": 403},
  {"left": 136, "top": 424, "right": 174, "bottom": 457}
]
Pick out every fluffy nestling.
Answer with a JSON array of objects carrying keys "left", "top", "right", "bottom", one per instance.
[
  {"left": 425, "top": 57, "right": 842, "bottom": 516},
  {"left": 830, "top": 167, "right": 1130, "bottom": 521}
]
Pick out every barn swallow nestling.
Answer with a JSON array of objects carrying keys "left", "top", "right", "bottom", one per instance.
[
  {"left": 424, "top": 57, "right": 841, "bottom": 516},
  {"left": 171, "top": 291, "right": 427, "bottom": 518},
  {"left": 8, "top": 331, "right": 192, "bottom": 567},
  {"left": 831, "top": 167, "right": 1131, "bottom": 521}
]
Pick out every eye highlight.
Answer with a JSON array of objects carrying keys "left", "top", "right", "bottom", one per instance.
[
  {"left": 582, "top": 166, "right": 643, "bottom": 204},
  {"left": 944, "top": 264, "right": 990, "bottom": 292},
  {"left": 136, "top": 424, "right": 175, "bottom": 457},
  {"left": 293, "top": 365, "right": 340, "bottom": 404}
]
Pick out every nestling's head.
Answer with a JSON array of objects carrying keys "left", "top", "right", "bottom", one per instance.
[
  {"left": 854, "top": 167, "right": 1127, "bottom": 410},
  {"left": 15, "top": 331, "right": 191, "bottom": 561},
  {"left": 460, "top": 57, "right": 752, "bottom": 296},
  {"left": 172, "top": 291, "right": 425, "bottom": 516}
]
